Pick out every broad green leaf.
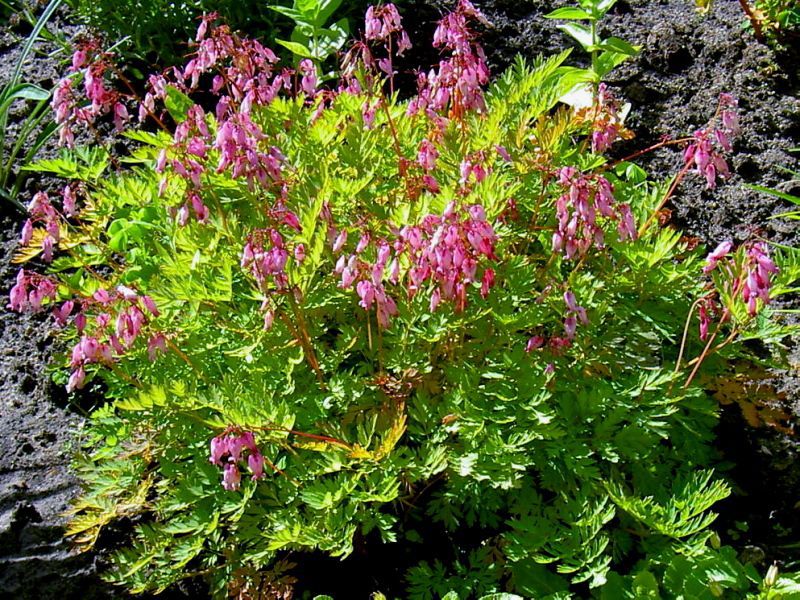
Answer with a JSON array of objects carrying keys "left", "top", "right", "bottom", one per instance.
[
  {"left": 599, "top": 36, "right": 640, "bottom": 56},
  {"left": 544, "top": 7, "right": 593, "bottom": 20},
  {"left": 164, "top": 86, "right": 194, "bottom": 123},
  {"left": 556, "top": 22, "right": 595, "bottom": 50},
  {"left": 276, "top": 39, "right": 315, "bottom": 59}
]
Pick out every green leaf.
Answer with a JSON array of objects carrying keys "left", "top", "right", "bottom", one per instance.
[
  {"left": 597, "top": 0, "right": 619, "bottom": 15},
  {"left": 544, "top": 7, "right": 593, "bottom": 20},
  {"left": 2, "top": 82, "right": 50, "bottom": 103},
  {"left": 269, "top": 5, "right": 307, "bottom": 23},
  {"left": 598, "top": 36, "right": 640, "bottom": 56},
  {"left": 276, "top": 39, "right": 315, "bottom": 59},
  {"left": 556, "top": 22, "right": 594, "bottom": 50},
  {"left": 595, "top": 50, "right": 633, "bottom": 77},
  {"left": 747, "top": 183, "right": 800, "bottom": 204},
  {"left": 164, "top": 86, "right": 194, "bottom": 123}
]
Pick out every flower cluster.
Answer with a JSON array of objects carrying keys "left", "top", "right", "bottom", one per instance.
[
  {"left": 8, "top": 269, "right": 57, "bottom": 313},
  {"left": 64, "top": 286, "right": 161, "bottom": 391},
  {"left": 209, "top": 429, "right": 266, "bottom": 491},
  {"left": 52, "top": 39, "right": 129, "bottom": 148},
  {"left": 409, "top": 0, "right": 489, "bottom": 118},
  {"left": 523, "top": 290, "right": 589, "bottom": 354},
  {"left": 242, "top": 229, "right": 293, "bottom": 293},
  {"left": 552, "top": 168, "right": 636, "bottom": 259},
  {"left": 182, "top": 15, "right": 285, "bottom": 112},
  {"left": 20, "top": 192, "right": 59, "bottom": 261},
  {"left": 9, "top": 279, "right": 160, "bottom": 392},
  {"left": 335, "top": 234, "right": 400, "bottom": 328},
  {"left": 364, "top": 3, "right": 409, "bottom": 47},
  {"left": 143, "top": 16, "right": 293, "bottom": 219},
  {"left": 342, "top": 2, "right": 411, "bottom": 93},
  {"left": 332, "top": 202, "right": 498, "bottom": 326},
  {"left": 401, "top": 201, "right": 497, "bottom": 313},
  {"left": 590, "top": 84, "right": 628, "bottom": 154},
  {"left": 702, "top": 239, "right": 778, "bottom": 325},
  {"left": 684, "top": 93, "right": 739, "bottom": 189},
  {"left": 742, "top": 241, "right": 778, "bottom": 316}
]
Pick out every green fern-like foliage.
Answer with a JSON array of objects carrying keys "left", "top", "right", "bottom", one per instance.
[{"left": 19, "top": 27, "right": 798, "bottom": 600}]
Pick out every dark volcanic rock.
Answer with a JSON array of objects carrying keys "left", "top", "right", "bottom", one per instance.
[{"left": 0, "top": 215, "right": 110, "bottom": 599}]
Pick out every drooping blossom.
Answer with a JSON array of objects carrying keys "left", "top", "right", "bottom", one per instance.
[
  {"left": 562, "top": 291, "right": 589, "bottom": 340},
  {"left": 590, "top": 84, "right": 628, "bottom": 154},
  {"left": 209, "top": 428, "right": 267, "bottom": 490},
  {"left": 702, "top": 240, "right": 733, "bottom": 274},
  {"left": 62, "top": 185, "right": 78, "bottom": 217},
  {"left": 697, "top": 296, "right": 717, "bottom": 341},
  {"left": 741, "top": 241, "right": 778, "bottom": 316},
  {"left": 52, "top": 39, "right": 129, "bottom": 148},
  {"left": 8, "top": 270, "right": 57, "bottom": 313},
  {"left": 683, "top": 93, "right": 739, "bottom": 189},
  {"left": 298, "top": 59, "right": 318, "bottom": 97},
  {"left": 147, "top": 333, "right": 168, "bottom": 361},
  {"left": 525, "top": 335, "right": 545, "bottom": 352},
  {"left": 417, "top": 139, "right": 439, "bottom": 171},
  {"left": 552, "top": 168, "right": 636, "bottom": 259},
  {"left": 408, "top": 0, "right": 489, "bottom": 119},
  {"left": 222, "top": 463, "right": 241, "bottom": 491}
]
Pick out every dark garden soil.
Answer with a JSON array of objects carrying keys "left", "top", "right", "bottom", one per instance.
[{"left": 0, "top": 0, "right": 798, "bottom": 597}]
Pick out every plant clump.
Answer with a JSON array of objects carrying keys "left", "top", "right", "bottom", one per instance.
[{"left": 8, "top": 0, "right": 800, "bottom": 597}]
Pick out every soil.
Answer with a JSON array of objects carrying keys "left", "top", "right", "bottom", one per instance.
[{"left": 0, "top": 0, "right": 798, "bottom": 597}]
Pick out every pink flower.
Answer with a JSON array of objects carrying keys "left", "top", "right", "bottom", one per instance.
[
  {"left": 210, "top": 429, "right": 266, "bottom": 489},
  {"left": 525, "top": 336, "right": 544, "bottom": 352},
  {"left": 333, "top": 230, "right": 348, "bottom": 253},
  {"left": 703, "top": 240, "right": 733, "bottom": 274},
  {"left": 553, "top": 170, "right": 636, "bottom": 257},
  {"left": 67, "top": 366, "right": 86, "bottom": 392},
  {"left": 53, "top": 301, "right": 74, "bottom": 327},
  {"left": 298, "top": 59, "right": 317, "bottom": 97},
  {"left": 147, "top": 334, "right": 167, "bottom": 361},
  {"left": 263, "top": 309, "right": 275, "bottom": 331},
  {"left": 141, "top": 295, "right": 160, "bottom": 317},
  {"left": 8, "top": 270, "right": 57, "bottom": 313},
  {"left": 364, "top": 4, "right": 406, "bottom": 43},
  {"left": 413, "top": 1, "right": 489, "bottom": 117},
  {"left": 210, "top": 436, "right": 227, "bottom": 465},
  {"left": 222, "top": 463, "right": 241, "bottom": 491},
  {"left": 417, "top": 140, "right": 438, "bottom": 171},
  {"left": 742, "top": 241, "right": 777, "bottom": 316},
  {"left": 684, "top": 94, "right": 739, "bottom": 189},
  {"left": 112, "top": 102, "right": 129, "bottom": 131},
  {"left": 248, "top": 452, "right": 265, "bottom": 480},
  {"left": 62, "top": 185, "right": 78, "bottom": 216},
  {"left": 20, "top": 219, "right": 33, "bottom": 245},
  {"left": 495, "top": 145, "right": 512, "bottom": 162},
  {"left": 590, "top": 84, "right": 624, "bottom": 154},
  {"left": 480, "top": 268, "right": 494, "bottom": 298}
]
